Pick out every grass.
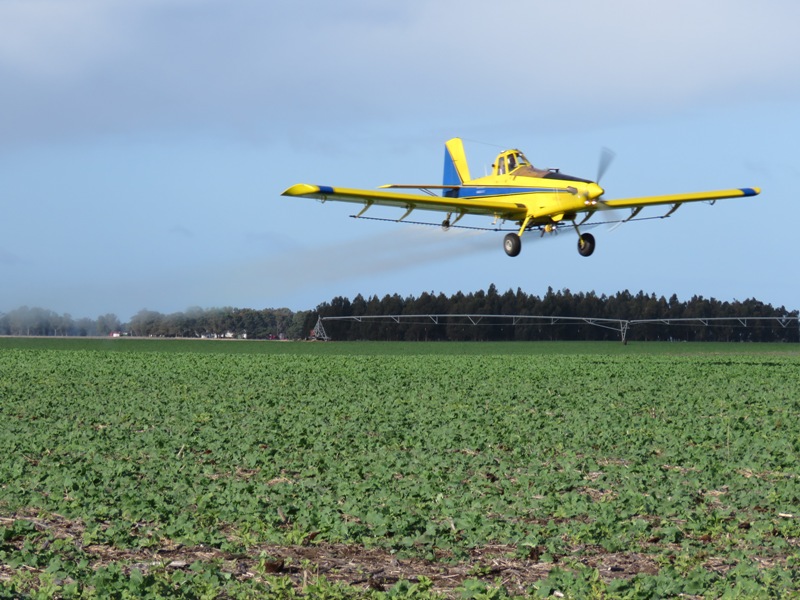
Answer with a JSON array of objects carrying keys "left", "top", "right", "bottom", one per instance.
[{"left": 1, "top": 336, "right": 799, "bottom": 355}]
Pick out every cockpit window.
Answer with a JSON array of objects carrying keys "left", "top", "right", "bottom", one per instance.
[
  {"left": 515, "top": 152, "right": 530, "bottom": 167},
  {"left": 494, "top": 150, "right": 541, "bottom": 177},
  {"left": 500, "top": 151, "right": 530, "bottom": 174}
]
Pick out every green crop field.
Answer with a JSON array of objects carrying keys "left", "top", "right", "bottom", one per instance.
[{"left": 1, "top": 339, "right": 799, "bottom": 598}]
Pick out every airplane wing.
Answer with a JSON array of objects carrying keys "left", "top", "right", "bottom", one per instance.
[
  {"left": 281, "top": 184, "right": 528, "bottom": 220},
  {"left": 601, "top": 187, "right": 760, "bottom": 210}
]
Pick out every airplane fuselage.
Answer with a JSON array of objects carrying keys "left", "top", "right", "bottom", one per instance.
[{"left": 451, "top": 173, "right": 604, "bottom": 226}]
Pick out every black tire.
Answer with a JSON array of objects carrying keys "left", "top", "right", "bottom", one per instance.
[
  {"left": 441, "top": 219, "right": 450, "bottom": 231},
  {"left": 504, "top": 233, "right": 522, "bottom": 257},
  {"left": 578, "top": 233, "right": 595, "bottom": 257}
]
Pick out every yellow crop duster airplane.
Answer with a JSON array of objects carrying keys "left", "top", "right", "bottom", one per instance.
[{"left": 282, "top": 138, "right": 760, "bottom": 257}]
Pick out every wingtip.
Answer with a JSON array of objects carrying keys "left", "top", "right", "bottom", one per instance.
[
  {"left": 742, "top": 187, "right": 761, "bottom": 197},
  {"left": 282, "top": 183, "right": 321, "bottom": 197}
]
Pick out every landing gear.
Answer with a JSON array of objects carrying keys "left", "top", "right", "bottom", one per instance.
[
  {"left": 500, "top": 221, "right": 596, "bottom": 258},
  {"left": 504, "top": 233, "right": 521, "bottom": 257},
  {"left": 441, "top": 218, "right": 450, "bottom": 231},
  {"left": 578, "top": 232, "right": 595, "bottom": 257}
]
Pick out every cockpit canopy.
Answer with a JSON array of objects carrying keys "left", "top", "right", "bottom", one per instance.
[
  {"left": 493, "top": 150, "right": 529, "bottom": 176},
  {"left": 493, "top": 149, "right": 592, "bottom": 183}
]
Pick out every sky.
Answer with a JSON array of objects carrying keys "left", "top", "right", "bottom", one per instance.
[{"left": 1, "top": 0, "right": 799, "bottom": 321}]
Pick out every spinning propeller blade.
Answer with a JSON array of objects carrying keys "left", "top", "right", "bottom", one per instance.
[
  {"left": 593, "top": 147, "right": 625, "bottom": 229},
  {"left": 596, "top": 147, "right": 616, "bottom": 185},
  {"left": 593, "top": 147, "right": 614, "bottom": 209}
]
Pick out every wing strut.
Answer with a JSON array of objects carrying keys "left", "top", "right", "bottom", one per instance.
[
  {"left": 355, "top": 201, "right": 374, "bottom": 218},
  {"left": 398, "top": 205, "right": 415, "bottom": 221},
  {"left": 624, "top": 207, "right": 644, "bottom": 222},
  {"left": 662, "top": 203, "right": 680, "bottom": 218},
  {"left": 451, "top": 209, "right": 467, "bottom": 227}
]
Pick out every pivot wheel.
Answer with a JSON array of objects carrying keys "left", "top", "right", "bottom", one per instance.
[
  {"left": 577, "top": 232, "right": 596, "bottom": 257},
  {"left": 441, "top": 219, "right": 451, "bottom": 231},
  {"left": 504, "top": 233, "right": 522, "bottom": 257}
]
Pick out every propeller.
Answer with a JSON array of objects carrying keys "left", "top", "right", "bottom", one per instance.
[
  {"left": 576, "top": 147, "right": 615, "bottom": 205},
  {"left": 577, "top": 147, "right": 614, "bottom": 207},
  {"left": 591, "top": 147, "right": 626, "bottom": 231},
  {"left": 596, "top": 147, "right": 616, "bottom": 185},
  {"left": 591, "top": 147, "right": 615, "bottom": 205}
]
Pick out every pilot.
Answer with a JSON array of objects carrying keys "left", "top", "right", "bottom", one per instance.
[{"left": 507, "top": 154, "right": 517, "bottom": 171}]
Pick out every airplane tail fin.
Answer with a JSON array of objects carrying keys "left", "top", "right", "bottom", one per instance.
[{"left": 443, "top": 138, "right": 471, "bottom": 187}]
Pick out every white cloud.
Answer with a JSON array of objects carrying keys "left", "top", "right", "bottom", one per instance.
[{"left": 0, "top": 0, "right": 797, "bottom": 146}]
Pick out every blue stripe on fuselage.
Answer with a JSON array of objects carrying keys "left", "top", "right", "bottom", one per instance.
[{"left": 451, "top": 186, "right": 565, "bottom": 198}]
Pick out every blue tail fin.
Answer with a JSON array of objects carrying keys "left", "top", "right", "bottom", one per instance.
[{"left": 443, "top": 138, "right": 471, "bottom": 187}]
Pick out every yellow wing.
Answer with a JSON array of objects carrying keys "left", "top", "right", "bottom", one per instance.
[
  {"left": 602, "top": 187, "right": 760, "bottom": 210},
  {"left": 281, "top": 184, "right": 528, "bottom": 220}
]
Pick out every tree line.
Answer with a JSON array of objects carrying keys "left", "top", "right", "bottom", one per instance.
[
  {"left": 0, "top": 305, "right": 310, "bottom": 340},
  {"left": 1, "top": 286, "right": 797, "bottom": 342},
  {"left": 0, "top": 307, "right": 122, "bottom": 337},
  {"left": 126, "top": 307, "right": 310, "bottom": 340},
  {"left": 314, "top": 286, "right": 799, "bottom": 342}
]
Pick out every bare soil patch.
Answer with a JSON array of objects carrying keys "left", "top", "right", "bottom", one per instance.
[{"left": 1, "top": 512, "right": 665, "bottom": 596}]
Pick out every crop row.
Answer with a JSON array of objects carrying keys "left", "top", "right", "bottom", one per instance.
[{"left": 1, "top": 346, "right": 799, "bottom": 596}]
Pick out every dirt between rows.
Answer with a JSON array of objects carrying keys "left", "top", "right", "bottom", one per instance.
[
  {"left": 95, "top": 543, "right": 666, "bottom": 594},
  {"left": 0, "top": 511, "right": 769, "bottom": 597}
]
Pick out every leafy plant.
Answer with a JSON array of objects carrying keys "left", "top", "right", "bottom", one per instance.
[{"left": 1, "top": 342, "right": 799, "bottom": 596}]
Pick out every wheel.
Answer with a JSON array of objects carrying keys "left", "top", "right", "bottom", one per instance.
[
  {"left": 578, "top": 232, "right": 595, "bottom": 257},
  {"left": 503, "top": 233, "right": 521, "bottom": 257},
  {"left": 441, "top": 219, "right": 450, "bottom": 231}
]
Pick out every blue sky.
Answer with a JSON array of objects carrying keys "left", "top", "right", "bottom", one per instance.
[{"left": 1, "top": 0, "right": 798, "bottom": 321}]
